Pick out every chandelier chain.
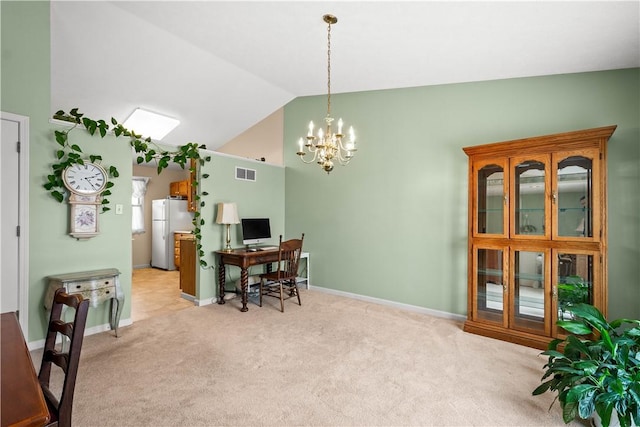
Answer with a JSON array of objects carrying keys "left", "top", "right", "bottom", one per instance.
[
  {"left": 296, "top": 14, "right": 358, "bottom": 174},
  {"left": 327, "top": 19, "right": 332, "bottom": 117}
]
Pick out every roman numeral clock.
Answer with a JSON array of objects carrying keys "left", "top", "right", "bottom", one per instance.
[{"left": 62, "top": 162, "right": 108, "bottom": 239}]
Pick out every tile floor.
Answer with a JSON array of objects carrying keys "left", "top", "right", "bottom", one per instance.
[{"left": 131, "top": 267, "right": 193, "bottom": 322}]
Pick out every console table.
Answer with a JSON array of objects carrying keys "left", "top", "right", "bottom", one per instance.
[{"left": 45, "top": 268, "right": 123, "bottom": 337}]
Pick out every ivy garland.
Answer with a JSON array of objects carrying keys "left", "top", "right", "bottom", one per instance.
[{"left": 45, "top": 108, "right": 212, "bottom": 267}]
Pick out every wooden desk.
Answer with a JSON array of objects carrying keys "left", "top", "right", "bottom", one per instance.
[
  {"left": 1, "top": 312, "right": 50, "bottom": 427},
  {"left": 215, "top": 248, "right": 280, "bottom": 312}
]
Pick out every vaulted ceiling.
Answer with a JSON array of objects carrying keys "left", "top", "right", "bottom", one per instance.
[{"left": 51, "top": 1, "right": 639, "bottom": 150}]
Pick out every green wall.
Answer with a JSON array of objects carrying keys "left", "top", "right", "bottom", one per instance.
[
  {"left": 1, "top": 1, "right": 286, "bottom": 342},
  {"left": 198, "top": 154, "right": 285, "bottom": 301},
  {"left": 284, "top": 69, "right": 640, "bottom": 320},
  {"left": 2, "top": 1, "right": 133, "bottom": 341}
]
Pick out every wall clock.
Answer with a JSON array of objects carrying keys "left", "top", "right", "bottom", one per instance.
[{"left": 62, "top": 162, "right": 107, "bottom": 239}]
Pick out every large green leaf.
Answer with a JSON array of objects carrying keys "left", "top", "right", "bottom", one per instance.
[
  {"left": 595, "top": 403, "right": 614, "bottom": 427},
  {"left": 51, "top": 190, "right": 63, "bottom": 203},
  {"left": 570, "top": 304, "right": 611, "bottom": 333},
  {"left": 565, "top": 335, "right": 594, "bottom": 357},
  {"left": 54, "top": 130, "right": 67, "bottom": 146},
  {"left": 557, "top": 320, "right": 592, "bottom": 335},
  {"left": 577, "top": 389, "right": 597, "bottom": 419},
  {"left": 533, "top": 381, "right": 552, "bottom": 395},
  {"left": 562, "top": 399, "right": 579, "bottom": 423}
]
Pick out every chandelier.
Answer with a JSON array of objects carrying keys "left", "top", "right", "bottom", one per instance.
[{"left": 296, "top": 14, "right": 358, "bottom": 174}]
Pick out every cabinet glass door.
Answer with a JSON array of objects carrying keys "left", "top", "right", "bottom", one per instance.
[
  {"left": 511, "top": 249, "right": 547, "bottom": 334},
  {"left": 476, "top": 160, "right": 507, "bottom": 236},
  {"left": 511, "top": 156, "right": 549, "bottom": 238},
  {"left": 553, "top": 150, "right": 600, "bottom": 240},
  {"left": 553, "top": 251, "right": 595, "bottom": 336},
  {"left": 474, "top": 247, "right": 505, "bottom": 325}
]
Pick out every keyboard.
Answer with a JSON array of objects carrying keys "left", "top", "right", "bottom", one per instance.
[{"left": 258, "top": 246, "right": 278, "bottom": 251}]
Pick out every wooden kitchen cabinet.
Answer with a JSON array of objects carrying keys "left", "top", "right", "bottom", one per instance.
[
  {"left": 169, "top": 180, "right": 189, "bottom": 198},
  {"left": 462, "top": 125, "right": 616, "bottom": 349},
  {"left": 179, "top": 236, "right": 196, "bottom": 297},
  {"left": 173, "top": 232, "right": 193, "bottom": 269},
  {"left": 169, "top": 159, "right": 198, "bottom": 213}
]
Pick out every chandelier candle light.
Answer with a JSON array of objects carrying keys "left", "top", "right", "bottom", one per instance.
[{"left": 296, "top": 14, "right": 358, "bottom": 174}]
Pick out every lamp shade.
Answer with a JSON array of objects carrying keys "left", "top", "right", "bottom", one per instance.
[{"left": 216, "top": 202, "right": 239, "bottom": 225}]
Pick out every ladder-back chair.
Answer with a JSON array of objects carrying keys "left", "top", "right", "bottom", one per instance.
[{"left": 38, "top": 288, "right": 89, "bottom": 427}]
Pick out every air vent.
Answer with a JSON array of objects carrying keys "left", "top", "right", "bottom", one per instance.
[{"left": 235, "top": 167, "right": 256, "bottom": 182}]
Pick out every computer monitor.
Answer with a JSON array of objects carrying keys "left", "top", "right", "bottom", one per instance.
[{"left": 241, "top": 218, "right": 271, "bottom": 245}]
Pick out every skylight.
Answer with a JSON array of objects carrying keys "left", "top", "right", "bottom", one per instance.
[{"left": 122, "top": 108, "right": 180, "bottom": 140}]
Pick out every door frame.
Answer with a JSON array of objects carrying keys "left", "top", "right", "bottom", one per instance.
[{"left": 1, "top": 111, "right": 30, "bottom": 336}]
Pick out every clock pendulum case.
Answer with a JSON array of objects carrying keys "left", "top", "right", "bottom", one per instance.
[{"left": 62, "top": 162, "right": 108, "bottom": 239}]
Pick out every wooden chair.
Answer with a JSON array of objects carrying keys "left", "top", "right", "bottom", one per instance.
[
  {"left": 259, "top": 234, "right": 305, "bottom": 312},
  {"left": 38, "top": 288, "right": 89, "bottom": 427}
]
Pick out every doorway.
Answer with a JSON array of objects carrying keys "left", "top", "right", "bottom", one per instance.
[
  {"left": 0, "top": 112, "right": 29, "bottom": 334},
  {"left": 131, "top": 267, "right": 192, "bottom": 321},
  {"left": 131, "top": 164, "right": 193, "bottom": 321}
]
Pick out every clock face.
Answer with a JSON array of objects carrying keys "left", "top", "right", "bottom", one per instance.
[{"left": 63, "top": 163, "right": 108, "bottom": 195}]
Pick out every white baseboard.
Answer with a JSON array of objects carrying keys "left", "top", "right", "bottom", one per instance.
[
  {"left": 193, "top": 296, "right": 217, "bottom": 306},
  {"left": 310, "top": 286, "right": 466, "bottom": 323},
  {"left": 179, "top": 292, "right": 218, "bottom": 307},
  {"left": 133, "top": 264, "right": 151, "bottom": 269},
  {"left": 28, "top": 317, "right": 134, "bottom": 351}
]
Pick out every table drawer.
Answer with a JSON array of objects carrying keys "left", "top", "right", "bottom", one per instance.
[
  {"left": 77, "top": 287, "right": 116, "bottom": 307},
  {"left": 66, "top": 278, "right": 115, "bottom": 292}
]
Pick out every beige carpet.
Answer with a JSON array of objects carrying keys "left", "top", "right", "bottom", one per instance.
[{"left": 32, "top": 289, "right": 588, "bottom": 427}]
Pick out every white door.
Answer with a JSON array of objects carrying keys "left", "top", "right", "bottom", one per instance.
[
  {"left": 1, "top": 112, "right": 29, "bottom": 335},
  {"left": 1, "top": 118, "right": 20, "bottom": 312}
]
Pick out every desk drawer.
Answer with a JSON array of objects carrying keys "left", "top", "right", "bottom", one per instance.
[
  {"left": 253, "top": 255, "right": 275, "bottom": 264},
  {"left": 66, "top": 278, "right": 115, "bottom": 293}
]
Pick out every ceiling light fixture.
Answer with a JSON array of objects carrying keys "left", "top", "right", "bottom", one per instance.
[
  {"left": 122, "top": 108, "right": 180, "bottom": 141},
  {"left": 296, "top": 14, "right": 358, "bottom": 174}
]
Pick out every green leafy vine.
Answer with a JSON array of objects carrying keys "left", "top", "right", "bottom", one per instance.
[{"left": 46, "top": 108, "right": 212, "bottom": 267}]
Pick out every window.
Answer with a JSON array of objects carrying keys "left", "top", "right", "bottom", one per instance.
[{"left": 132, "top": 177, "right": 149, "bottom": 234}]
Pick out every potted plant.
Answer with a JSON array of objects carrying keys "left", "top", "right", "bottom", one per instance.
[{"left": 533, "top": 303, "right": 640, "bottom": 427}]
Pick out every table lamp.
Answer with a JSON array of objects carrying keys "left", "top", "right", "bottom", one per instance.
[{"left": 216, "top": 202, "right": 239, "bottom": 252}]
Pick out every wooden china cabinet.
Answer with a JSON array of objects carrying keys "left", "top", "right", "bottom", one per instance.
[{"left": 462, "top": 125, "right": 616, "bottom": 349}]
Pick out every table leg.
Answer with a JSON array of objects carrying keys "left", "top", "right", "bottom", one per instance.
[
  {"left": 240, "top": 268, "right": 249, "bottom": 312},
  {"left": 110, "top": 297, "right": 123, "bottom": 338},
  {"left": 218, "top": 261, "right": 226, "bottom": 304}
]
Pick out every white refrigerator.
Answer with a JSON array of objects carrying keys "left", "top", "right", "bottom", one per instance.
[{"left": 151, "top": 198, "right": 193, "bottom": 270}]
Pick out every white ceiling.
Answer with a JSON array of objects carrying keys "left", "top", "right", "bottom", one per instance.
[{"left": 51, "top": 1, "right": 639, "bottom": 151}]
